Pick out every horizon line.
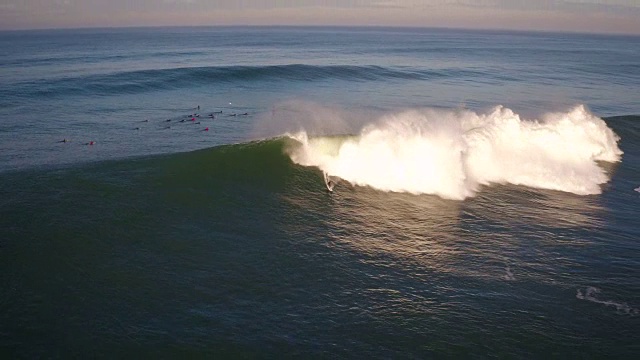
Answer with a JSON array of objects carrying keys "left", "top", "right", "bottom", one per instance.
[{"left": 2, "top": 24, "right": 639, "bottom": 37}]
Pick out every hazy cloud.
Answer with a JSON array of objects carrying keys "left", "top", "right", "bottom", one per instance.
[
  {"left": 0, "top": 3, "right": 17, "bottom": 10},
  {"left": 0, "top": 0, "right": 638, "bottom": 34},
  {"left": 368, "top": 1, "right": 408, "bottom": 9},
  {"left": 54, "top": 0, "right": 72, "bottom": 5},
  {"left": 437, "top": 0, "right": 640, "bottom": 11}
]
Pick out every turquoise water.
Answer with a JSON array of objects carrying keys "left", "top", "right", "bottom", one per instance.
[{"left": 1, "top": 27, "right": 639, "bottom": 358}]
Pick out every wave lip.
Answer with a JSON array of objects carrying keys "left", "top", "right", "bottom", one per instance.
[{"left": 287, "top": 105, "right": 622, "bottom": 199}]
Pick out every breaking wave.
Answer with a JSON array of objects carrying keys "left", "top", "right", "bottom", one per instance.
[{"left": 285, "top": 105, "right": 622, "bottom": 199}]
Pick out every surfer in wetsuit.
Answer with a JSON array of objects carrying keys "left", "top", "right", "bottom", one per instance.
[{"left": 323, "top": 171, "right": 335, "bottom": 192}]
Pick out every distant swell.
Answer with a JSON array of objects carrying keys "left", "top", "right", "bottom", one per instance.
[
  {"left": 13, "top": 64, "right": 467, "bottom": 99},
  {"left": 286, "top": 105, "right": 623, "bottom": 199}
]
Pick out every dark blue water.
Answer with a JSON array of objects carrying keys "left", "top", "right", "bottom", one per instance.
[{"left": 1, "top": 27, "right": 639, "bottom": 358}]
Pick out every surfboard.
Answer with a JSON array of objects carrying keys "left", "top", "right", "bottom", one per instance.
[{"left": 323, "top": 171, "right": 335, "bottom": 192}]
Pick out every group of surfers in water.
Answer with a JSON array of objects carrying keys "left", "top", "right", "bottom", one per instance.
[{"left": 60, "top": 105, "right": 249, "bottom": 144}]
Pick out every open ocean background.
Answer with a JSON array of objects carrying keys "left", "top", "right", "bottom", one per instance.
[{"left": 1, "top": 26, "right": 639, "bottom": 358}]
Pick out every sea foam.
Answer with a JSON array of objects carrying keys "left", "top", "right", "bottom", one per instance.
[
  {"left": 287, "top": 105, "right": 622, "bottom": 199},
  {"left": 577, "top": 287, "right": 638, "bottom": 315}
]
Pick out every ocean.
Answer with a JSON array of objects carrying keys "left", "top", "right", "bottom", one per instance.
[{"left": 0, "top": 26, "right": 639, "bottom": 358}]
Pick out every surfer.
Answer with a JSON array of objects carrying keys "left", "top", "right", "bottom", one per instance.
[
  {"left": 323, "top": 171, "right": 335, "bottom": 192},
  {"left": 203, "top": 127, "right": 209, "bottom": 131},
  {"left": 85, "top": 141, "right": 95, "bottom": 146},
  {"left": 59, "top": 139, "right": 69, "bottom": 143}
]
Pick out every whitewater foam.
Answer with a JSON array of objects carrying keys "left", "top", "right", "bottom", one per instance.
[
  {"left": 286, "top": 105, "right": 622, "bottom": 199},
  {"left": 576, "top": 287, "right": 638, "bottom": 315}
]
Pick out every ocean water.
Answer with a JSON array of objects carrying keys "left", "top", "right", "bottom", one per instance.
[{"left": 1, "top": 26, "right": 639, "bottom": 357}]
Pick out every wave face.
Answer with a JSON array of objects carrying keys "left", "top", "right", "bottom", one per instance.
[
  {"left": 286, "top": 105, "right": 622, "bottom": 199},
  {"left": 156, "top": 136, "right": 300, "bottom": 190}
]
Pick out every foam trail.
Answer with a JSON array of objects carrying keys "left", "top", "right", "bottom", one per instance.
[
  {"left": 287, "top": 105, "right": 622, "bottom": 199},
  {"left": 576, "top": 287, "right": 639, "bottom": 315}
]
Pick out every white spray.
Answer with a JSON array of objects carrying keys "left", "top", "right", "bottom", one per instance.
[{"left": 286, "top": 105, "right": 622, "bottom": 200}]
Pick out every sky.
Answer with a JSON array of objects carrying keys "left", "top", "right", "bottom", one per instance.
[{"left": 0, "top": 0, "right": 639, "bottom": 34}]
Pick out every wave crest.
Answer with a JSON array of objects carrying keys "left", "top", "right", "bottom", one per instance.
[{"left": 286, "top": 105, "right": 622, "bottom": 199}]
